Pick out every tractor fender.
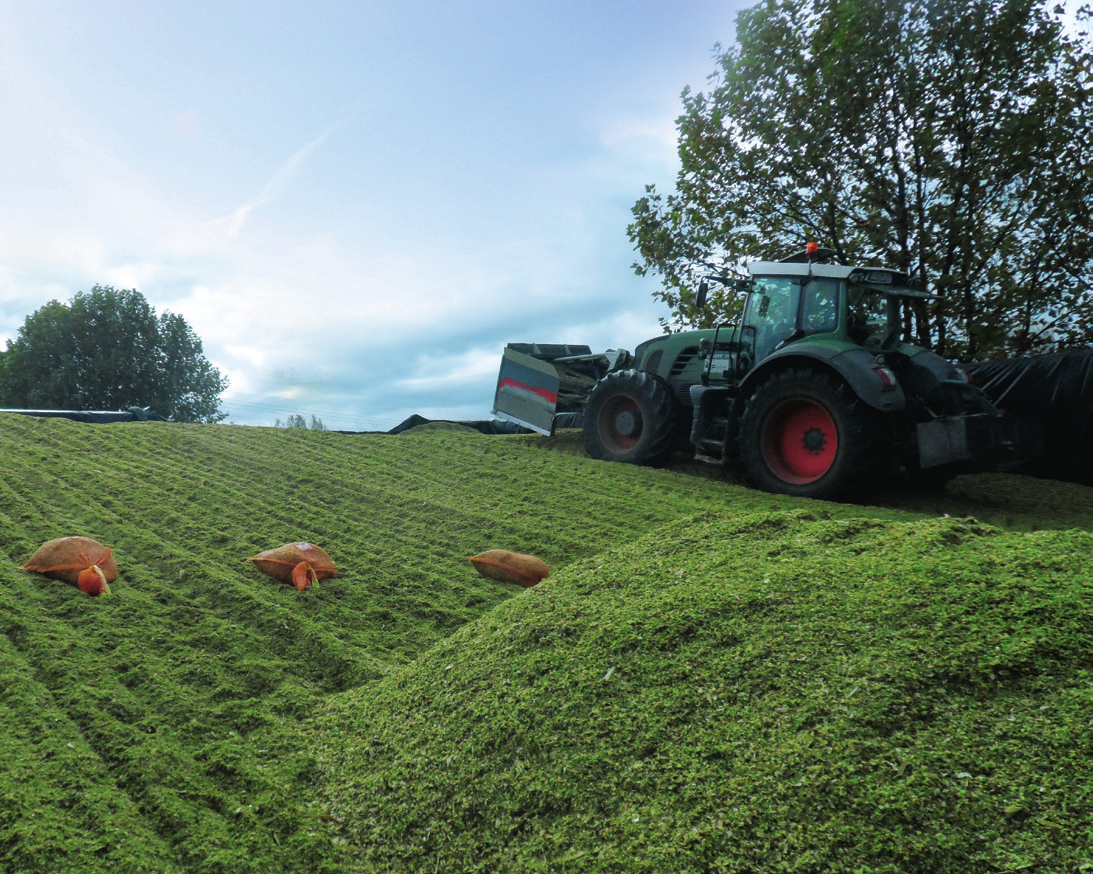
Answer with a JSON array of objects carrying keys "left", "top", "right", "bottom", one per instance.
[{"left": 736, "top": 343, "right": 907, "bottom": 416}]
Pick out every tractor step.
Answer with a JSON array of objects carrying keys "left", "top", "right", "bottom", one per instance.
[{"left": 695, "top": 414, "right": 730, "bottom": 462}]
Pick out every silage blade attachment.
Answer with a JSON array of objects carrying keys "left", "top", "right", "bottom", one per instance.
[{"left": 492, "top": 346, "right": 561, "bottom": 436}]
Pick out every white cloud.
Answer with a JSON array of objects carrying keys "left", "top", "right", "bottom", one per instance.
[
  {"left": 596, "top": 112, "right": 682, "bottom": 174},
  {"left": 211, "top": 126, "right": 340, "bottom": 239},
  {"left": 395, "top": 346, "right": 507, "bottom": 391}
]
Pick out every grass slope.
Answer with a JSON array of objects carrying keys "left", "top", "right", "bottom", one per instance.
[
  {"left": 0, "top": 415, "right": 841, "bottom": 873},
  {"left": 317, "top": 512, "right": 1093, "bottom": 873},
  {"left": 1, "top": 413, "right": 1091, "bottom": 872}
]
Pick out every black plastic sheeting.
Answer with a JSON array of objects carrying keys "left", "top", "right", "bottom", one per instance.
[
  {"left": 965, "top": 349, "right": 1093, "bottom": 485},
  {"left": 369, "top": 411, "right": 583, "bottom": 436},
  {"left": 383, "top": 413, "right": 530, "bottom": 435},
  {"left": 0, "top": 407, "right": 165, "bottom": 423}
]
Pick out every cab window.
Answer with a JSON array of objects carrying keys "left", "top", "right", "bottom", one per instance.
[
  {"left": 800, "top": 278, "right": 839, "bottom": 335},
  {"left": 846, "top": 284, "right": 891, "bottom": 347}
]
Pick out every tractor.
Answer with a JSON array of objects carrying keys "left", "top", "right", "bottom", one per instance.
[{"left": 492, "top": 246, "right": 1038, "bottom": 499}]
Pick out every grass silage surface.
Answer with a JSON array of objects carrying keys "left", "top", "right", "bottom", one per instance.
[
  {"left": 0, "top": 413, "right": 836, "bottom": 872},
  {"left": 0, "top": 413, "right": 1089, "bottom": 872},
  {"left": 318, "top": 512, "right": 1093, "bottom": 873}
]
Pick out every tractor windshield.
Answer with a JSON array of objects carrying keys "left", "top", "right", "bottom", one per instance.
[
  {"left": 744, "top": 276, "right": 801, "bottom": 360},
  {"left": 744, "top": 275, "right": 841, "bottom": 360}
]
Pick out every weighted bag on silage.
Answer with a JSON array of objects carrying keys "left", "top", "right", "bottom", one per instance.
[
  {"left": 20, "top": 535, "right": 118, "bottom": 596},
  {"left": 247, "top": 541, "right": 337, "bottom": 591},
  {"left": 468, "top": 549, "right": 549, "bottom": 588}
]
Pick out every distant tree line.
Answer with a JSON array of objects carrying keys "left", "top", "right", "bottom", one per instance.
[
  {"left": 0, "top": 285, "right": 228, "bottom": 423},
  {"left": 630, "top": 0, "right": 1093, "bottom": 360},
  {"left": 274, "top": 414, "right": 326, "bottom": 431}
]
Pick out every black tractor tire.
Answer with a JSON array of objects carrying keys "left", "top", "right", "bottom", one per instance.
[
  {"left": 582, "top": 369, "right": 678, "bottom": 466},
  {"left": 739, "top": 368, "right": 884, "bottom": 499}
]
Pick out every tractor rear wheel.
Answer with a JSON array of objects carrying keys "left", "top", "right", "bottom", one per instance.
[
  {"left": 582, "top": 370, "right": 678, "bottom": 466},
  {"left": 739, "top": 368, "right": 883, "bottom": 499}
]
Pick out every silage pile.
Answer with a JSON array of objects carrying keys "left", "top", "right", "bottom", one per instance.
[{"left": 316, "top": 510, "right": 1093, "bottom": 873}]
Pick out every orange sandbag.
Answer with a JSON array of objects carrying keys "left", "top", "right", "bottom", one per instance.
[
  {"left": 20, "top": 536, "right": 117, "bottom": 596},
  {"left": 468, "top": 549, "right": 549, "bottom": 588},
  {"left": 247, "top": 541, "right": 337, "bottom": 591}
]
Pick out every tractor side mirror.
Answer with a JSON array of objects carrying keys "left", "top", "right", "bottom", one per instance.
[{"left": 696, "top": 280, "right": 709, "bottom": 310}]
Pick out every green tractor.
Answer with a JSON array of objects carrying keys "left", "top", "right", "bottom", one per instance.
[{"left": 493, "top": 246, "right": 1037, "bottom": 499}]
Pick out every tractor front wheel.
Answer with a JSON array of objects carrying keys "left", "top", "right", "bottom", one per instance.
[
  {"left": 582, "top": 370, "right": 678, "bottom": 466},
  {"left": 739, "top": 368, "right": 882, "bottom": 499}
]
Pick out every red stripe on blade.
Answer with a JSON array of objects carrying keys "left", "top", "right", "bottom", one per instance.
[{"left": 499, "top": 379, "right": 558, "bottom": 404}]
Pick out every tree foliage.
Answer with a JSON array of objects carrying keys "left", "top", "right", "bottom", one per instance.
[
  {"left": 0, "top": 285, "right": 228, "bottom": 422},
  {"left": 274, "top": 414, "right": 326, "bottom": 430},
  {"left": 629, "top": 0, "right": 1093, "bottom": 359}
]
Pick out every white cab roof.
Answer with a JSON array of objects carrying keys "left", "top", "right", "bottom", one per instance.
[{"left": 747, "top": 261, "right": 858, "bottom": 279}]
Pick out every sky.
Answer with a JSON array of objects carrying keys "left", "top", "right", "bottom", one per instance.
[{"left": 0, "top": 0, "right": 750, "bottom": 431}]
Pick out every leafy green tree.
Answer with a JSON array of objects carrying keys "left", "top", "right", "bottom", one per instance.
[
  {"left": 274, "top": 414, "right": 326, "bottom": 430},
  {"left": 629, "top": 0, "right": 1093, "bottom": 359},
  {"left": 0, "top": 285, "right": 228, "bottom": 422}
]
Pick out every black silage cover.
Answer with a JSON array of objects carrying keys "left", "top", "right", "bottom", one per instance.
[{"left": 966, "top": 349, "right": 1093, "bottom": 486}]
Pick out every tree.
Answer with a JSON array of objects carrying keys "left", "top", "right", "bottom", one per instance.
[
  {"left": 629, "top": 0, "right": 1093, "bottom": 359},
  {"left": 0, "top": 285, "right": 228, "bottom": 422},
  {"left": 274, "top": 414, "right": 326, "bottom": 430}
]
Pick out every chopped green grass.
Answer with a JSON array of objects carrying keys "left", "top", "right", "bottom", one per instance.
[
  {"left": 316, "top": 512, "right": 1093, "bottom": 873},
  {"left": 1, "top": 413, "right": 1091, "bottom": 872}
]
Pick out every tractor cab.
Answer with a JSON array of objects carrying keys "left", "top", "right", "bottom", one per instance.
[{"left": 734, "top": 260, "right": 929, "bottom": 368}]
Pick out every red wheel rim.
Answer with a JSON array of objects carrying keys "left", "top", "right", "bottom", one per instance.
[
  {"left": 598, "top": 396, "right": 643, "bottom": 452},
  {"left": 760, "top": 398, "right": 838, "bottom": 484}
]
